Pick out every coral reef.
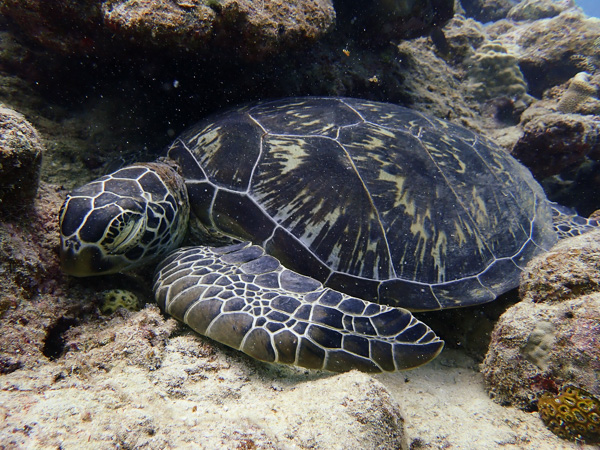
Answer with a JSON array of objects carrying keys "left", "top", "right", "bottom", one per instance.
[
  {"left": 2, "top": 1, "right": 600, "bottom": 447},
  {"left": 482, "top": 229, "right": 600, "bottom": 411},
  {"left": 512, "top": 109, "right": 600, "bottom": 179},
  {"left": 507, "top": 0, "right": 578, "bottom": 21},
  {"left": 467, "top": 40, "right": 529, "bottom": 103},
  {"left": 0, "top": 0, "right": 336, "bottom": 60},
  {"left": 459, "top": 0, "right": 516, "bottom": 22},
  {"left": 512, "top": 11, "right": 600, "bottom": 97},
  {"left": 557, "top": 72, "right": 600, "bottom": 114},
  {"left": 0, "top": 104, "right": 43, "bottom": 213},
  {"left": 538, "top": 385, "right": 600, "bottom": 444}
]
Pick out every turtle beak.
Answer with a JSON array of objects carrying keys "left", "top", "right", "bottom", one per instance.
[{"left": 59, "top": 240, "right": 117, "bottom": 277}]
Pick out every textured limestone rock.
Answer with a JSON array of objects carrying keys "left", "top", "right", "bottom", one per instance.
[
  {"left": 0, "top": 183, "right": 76, "bottom": 374},
  {"left": 482, "top": 229, "right": 600, "bottom": 411},
  {"left": 0, "top": 105, "right": 43, "bottom": 213},
  {"left": 519, "top": 229, "right": 600, "bottom": 303}
]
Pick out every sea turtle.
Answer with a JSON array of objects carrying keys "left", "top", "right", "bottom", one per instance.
[{"left": 58, "top": 97, "right": 598, "bottom": 373}]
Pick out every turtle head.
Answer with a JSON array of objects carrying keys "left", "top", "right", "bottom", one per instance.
[{"left": 59, "top": 162, "right": 189, "bottom": 276}]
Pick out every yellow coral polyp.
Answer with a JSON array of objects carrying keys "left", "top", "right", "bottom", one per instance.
[
  {"left": 100, "top": 289, "right": 140, "bottom": 314},
  {"left": 538, "top": 385, "right": 600, "bottom": 444}
]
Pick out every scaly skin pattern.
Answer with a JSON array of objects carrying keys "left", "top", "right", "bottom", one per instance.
[
  {"left": 154, "top": 242, "right": 444, "bottom": 372},
  {"left": 551, "top": 204, "right": 600, "bottom": 239}
]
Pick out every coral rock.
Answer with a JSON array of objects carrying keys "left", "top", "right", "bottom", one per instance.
[
  {"left": 520, "top": 229, "right": 600, "bottom": 304},
  {"left": 512, "top": 110, "right": 600, "bottom": 179},
  {"left": 482, "top": 229, "right": 600, "bottom": 411},
  {"left": 515, "top": 11, "right": 600, "bottom": 97},
  {"left": 0, "top": 105, "right": 44, "bottom": 213},
  {"left": 0, "top": 0, "right": 336, "bottom": 59},
  {"left": 102, "top": 0, "right": 336, "bottom": 59},
  {"left": 557, "top": 72, "right": 600, "bottom": 114},
  {"left": 507, "top": 0, "right": 579, "bottom": 21},
  {"left": 460, "top": 0, "right": 517, "bottom": 22},
  {"left": 467, "top": 40, "right": 529, "bottom": 102}
]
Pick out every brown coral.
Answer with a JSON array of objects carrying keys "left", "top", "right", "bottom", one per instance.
[{"left": 557, "top": 72, "right": 600, "bottom": 114}]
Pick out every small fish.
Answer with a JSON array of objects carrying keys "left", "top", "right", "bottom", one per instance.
[{"left": 430, "top": 27, "right": 450, "bottom": 56}]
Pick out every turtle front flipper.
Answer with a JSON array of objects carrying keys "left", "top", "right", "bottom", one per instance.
[{"left": 154, "top": 242, "right": 444, "bottom": 372}]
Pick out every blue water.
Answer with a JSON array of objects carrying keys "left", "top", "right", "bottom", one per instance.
[{"left": 577, "top": 0, "right": 600, "bottom": 17}]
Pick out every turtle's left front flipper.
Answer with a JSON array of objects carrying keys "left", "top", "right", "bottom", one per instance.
[{"left": 153, "top": 242, "right": 444, "bottom": 373}]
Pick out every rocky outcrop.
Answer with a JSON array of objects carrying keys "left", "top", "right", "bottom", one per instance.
[
  {"left": 0, "top": 105, "right": 43, "bottom": 213},
  {"left": 101, "top": 0, "right": 336, "bottom": 59},
  {"left": 512, "top": 108, "right": 600, "bottom": 179},
  {"left": 0, "top": 0, "right": 457, "bottom": 61},
  {"left": 507, "top": 0, "right": 578, "bottom": 21},
  {"left": 0, "top": 0, "right": 336, "bottom": 59},
  {"left": 511, "top": 11, "right": 600, "bottom": 97},
  {"left": 459, "top": 0, "right": 517, "bottom": 22},
  {"left": 466, "top": 40, "right": 530, "bottom": 104},
  {"left": 482, "top": 229, "right": 600, "bottom": 411}
]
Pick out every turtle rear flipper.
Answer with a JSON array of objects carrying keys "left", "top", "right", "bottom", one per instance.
[
  {"left": 551, "top": 203, "right": 600, "bottom": 239},
  {"left": 153, "top": 242, "right": 444, "bottom": 373}
]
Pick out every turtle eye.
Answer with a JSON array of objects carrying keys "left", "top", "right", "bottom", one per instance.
[{"left": 103, "top": 210, "right": 146, "bottom": 255}]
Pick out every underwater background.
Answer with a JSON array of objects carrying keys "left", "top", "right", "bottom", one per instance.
[
  {"left": 576, "top": 0, "right": 600, "bottom": 17},
  {"left": 1, "top": 0, "right": 599, "bottom": 448}
]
